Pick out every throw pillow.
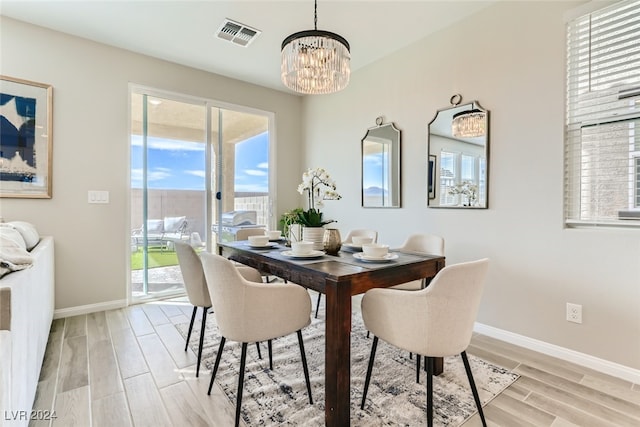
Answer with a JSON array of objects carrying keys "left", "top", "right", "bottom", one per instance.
[
  {"left": 164, "top": 216, "right": 186, "bottom": 233},
  {"left": 0, "top": 227, "right": 27, "bottom": 251},
  {"left": 5, "top": 221, "right": 40, "bottom": 250}
]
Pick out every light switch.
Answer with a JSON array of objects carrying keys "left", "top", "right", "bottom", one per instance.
[{"left": 88, "top": 190, "right": 109, "bottom": 204}]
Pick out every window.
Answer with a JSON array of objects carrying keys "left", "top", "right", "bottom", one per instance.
[{"left": 565, "top": 0, "right": 640, "bottom": 227}]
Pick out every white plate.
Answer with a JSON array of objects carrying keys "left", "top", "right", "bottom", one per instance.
[
  {"left": 246, "top": 242, "right": 278, "bottom": 249},
  {"left": 281, "top": 250, "right": 325, "bottom": 259},
  {"left": 341, "top": 243, "right": 362, "bottom": 251},
  {"left": 353, "top": 252, "right": 398, "bottom": 262}
]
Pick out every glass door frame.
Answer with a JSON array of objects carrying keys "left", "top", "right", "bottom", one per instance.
[{"left": 127, "top": 84, "right": 276, "bottom": 303}]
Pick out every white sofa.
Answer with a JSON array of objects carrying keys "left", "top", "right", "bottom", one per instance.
[{"left": 0, "top": 235, "right": 54, "bottom": 427}]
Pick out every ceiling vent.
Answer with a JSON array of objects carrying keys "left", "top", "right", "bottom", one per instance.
[{"left": 216, "top": 19, "right": 261, "bottom": 47}]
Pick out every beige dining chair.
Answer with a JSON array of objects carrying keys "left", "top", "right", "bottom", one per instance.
[
  {"left": 174, "top": 241, "right": 264, "bottom": 377},
  {"left": 200, "top": 252, "right": 314, "bottom": 427},
  {"left": 360, "top": 258, "right": 490, "bottom": 427},
  {"left": 391, "top": 233, "right": 444, "bottom": 290},
  {"left": 235, "top": 227, "right": 266, "bottom": 241},
  {"left": 313, "top": 228, "right": 378, "bottom": 318}
]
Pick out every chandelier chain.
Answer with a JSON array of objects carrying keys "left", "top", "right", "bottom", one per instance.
[{"left": 314, "top": 0, "right": 318, "bottom": 30}]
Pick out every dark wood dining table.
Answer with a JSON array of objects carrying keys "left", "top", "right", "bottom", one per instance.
[{"left": 217, "top": 240, "right": 445, "bottom": 426}]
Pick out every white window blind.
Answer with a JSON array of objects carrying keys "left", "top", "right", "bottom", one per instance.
[{"left": 565, "top": 0, "right": 640, "bottom": 227}]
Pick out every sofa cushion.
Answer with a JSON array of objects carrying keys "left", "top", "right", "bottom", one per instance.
[
  {"left": 0, "top": 227, "right": 27, "bottom": 251},
  {"left": 146, "top": 219, "right": 164, "bottom": 234},
  {"left": 1, "top": 222, "right": 40, "bottom": 251},
  {"left": 164, "top": 216, "right": 186, "bottom": 233}
]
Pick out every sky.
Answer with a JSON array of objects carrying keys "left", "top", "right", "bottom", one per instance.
[{"left": 131, "top": 131, "right": 269, "bottom": 192}]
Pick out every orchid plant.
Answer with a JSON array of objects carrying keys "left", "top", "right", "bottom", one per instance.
[
  {"left": 296, "top": 167, "right": 342, "bottom": 227},
  {"left": 448, "top": 181, "right": 479, "bottom": 206}
]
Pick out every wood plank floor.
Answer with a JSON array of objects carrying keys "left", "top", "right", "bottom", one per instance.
[{"left": 29, "top": 295, "right": 640, "bottom": 426}]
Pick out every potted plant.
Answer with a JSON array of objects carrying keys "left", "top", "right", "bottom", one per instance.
[{"left": 296, "top": 167, "right": 342, "bottom": 249}]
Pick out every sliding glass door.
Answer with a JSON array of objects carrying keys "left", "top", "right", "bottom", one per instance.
[{"left": 130, "top": 87, "right": 272, "bottom": 301}]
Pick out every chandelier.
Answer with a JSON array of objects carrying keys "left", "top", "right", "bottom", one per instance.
[
  {"left": 281, "top": 0, "right": 350, "bottom": 95},
  {"left": 451, "top": 109, "right": 486, "bottom": 138}
]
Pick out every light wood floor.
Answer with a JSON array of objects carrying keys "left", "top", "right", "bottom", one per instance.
[{"left": 29, "top": 295, "right": 640, "bottom": 427}]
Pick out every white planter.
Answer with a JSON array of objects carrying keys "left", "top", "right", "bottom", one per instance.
[{"left": 302, "top": 226, "right": 325, "bottom": 251}]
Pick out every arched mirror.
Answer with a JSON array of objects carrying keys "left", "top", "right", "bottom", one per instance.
[
  {"left": 362, "top": 117, "right": 401, "bottom": 208},
  {"left": 427, "top": 95, "right": 489, "bottom": 208}
]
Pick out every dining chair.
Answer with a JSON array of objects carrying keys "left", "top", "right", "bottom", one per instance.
[
  {"left": 360, "top": 258, "right": 490, "bottom": 427},
  {"left": 313, "top": 228, "right": 378, "bottom": 318},
  {"left": 200, "top": 252, "right": 314, "bottom": 427},
  {"left": 174, "top": 241, "right": 264, "bottom": 377},
  {"left": 235, "top": 227, "right": 276, "bottom": 283},
  {"left": 391, "top": 233, "right": 444, "bottom": 290}
]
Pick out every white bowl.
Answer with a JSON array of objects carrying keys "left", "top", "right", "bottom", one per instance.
[
  {"left": 352, "top": 236, "right": 373, "bottom": 245},
  {"left": 266, "top": 230, "right": 282, "bottom": 240},
  {"left": 291, "top": 241, "right": 314, "bottom": 255},
  {"left": 248, "top": 235, "right": 269, "bottom": 246},
  {"left": 362, "top": 243, "right": 389, "bottom": 258}
]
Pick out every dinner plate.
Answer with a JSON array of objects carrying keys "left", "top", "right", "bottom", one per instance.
[
  {"left": 246, "top": 242, "right": 278, "bottom": 249},
  {"left": 281, "top": 250, "right": 325, "bottom": 259},
  {"left": 353, "top": 252, "right": 398, "bottom": 262}
]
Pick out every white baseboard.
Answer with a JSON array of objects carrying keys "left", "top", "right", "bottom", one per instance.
[
  {"left": 53, "top": 299, "right": 128, "bottom": 319},
  {"left": 474, "top": 322, "right": 640, "bottom": 384}
]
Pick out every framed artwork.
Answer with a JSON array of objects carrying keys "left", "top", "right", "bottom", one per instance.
[
  {"left": 428, "top": 154, "right": 436, "bottom": 200},
  {"left": 0, "top": 76, "right": 53, "bottom": 198}
]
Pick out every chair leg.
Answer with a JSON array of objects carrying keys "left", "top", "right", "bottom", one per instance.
[
  {"left": 296, "top": 330, "right": 313, "bottom": 404},
  {"left": 315, "top": 292, "right": 322, "bottom": 318},
  {"left": 207, "top": 337, "right": 226, "bottom": 395},
  {"left": 185, "top": 306, "right": 197, "bottom": 351},
  {"left": 416, "top": 353, "right": 421, "bottom": 383},
  {"left": 196, "top": 306, "right": 208, "bottom": 377},
  {"left": 426, "top": 356, "right": 434, "bottom": 427},
  {"left": 235, "top": 343, "right": 248, "bottom": 427},
  {"left": 461, "top": 351, "right": 487, "bottom": 427},
  {"left": 268, "top": 339, "right": 273, "bottom": 370},
  {"left": 255, "top": 342, "right": 262, "bottom": 359},
  {"left": 360, "top": 336, "right": 379, "bottom": 409}
]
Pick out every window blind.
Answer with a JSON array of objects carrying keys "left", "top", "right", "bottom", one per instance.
[{"left": 565, "top": 0, "right": 640, "bottom": 227}]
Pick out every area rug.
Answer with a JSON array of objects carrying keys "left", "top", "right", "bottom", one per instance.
[{"left": 175, "top": 296, "right": 518, "bottom": 426}]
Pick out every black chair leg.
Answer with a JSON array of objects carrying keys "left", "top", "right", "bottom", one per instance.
[
  {"left": 315, "top": 292, "right": 322, "bottom": 318},
  {"left": 360, "top": 336, "right": 379, "bottom": 409},
  {"left": 185, "top": 306, "right": 197, "bottom": 351},
  {"left": 255, "top": 342, "right": 262, "bottom": 359},
  {"left": 235, "top": 343, "right": 248, "bottom": 427},
  {"left": 416, "top": 353, "right": 421, "bottom": 383},
  {"left": 296, "top": 330, "right": 313, "bottom": 404},
  {"left": 196, "top": 306, "right": 208, "bottom": 377},
  {"left": 268, "top": 339, "right": 273, "bottom": 370},
  {"left": 208, "top": 337, "right": 226, "bottom": 395},
  {"left": 461, "top": 351, "right": 487, "bottom": 427},
  {"left": 426, "top": 356, "right": 434, "bottom": 427}
]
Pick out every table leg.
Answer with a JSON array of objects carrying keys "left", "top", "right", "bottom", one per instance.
[{"left": 324, "top": 279, "right": 352, "bottom": 426}]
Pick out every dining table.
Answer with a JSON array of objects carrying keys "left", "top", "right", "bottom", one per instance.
[{"left": 217, "top": 239, "right": 446, "bottom": 426}]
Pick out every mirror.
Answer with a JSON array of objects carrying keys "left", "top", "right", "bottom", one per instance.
[
  {"left": 361, "top": 118, "right": 401, "bottom": 208},
  {"left": 427, "top": 95, "right": 489, "bottom": 208}
]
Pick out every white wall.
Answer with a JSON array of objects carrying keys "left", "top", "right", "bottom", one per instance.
[
  {"left": 0, "top": 17, "right": 303, "bottom": 311},
  {"left": 302, "top": 1, "right": 640, "bottom": 370}
]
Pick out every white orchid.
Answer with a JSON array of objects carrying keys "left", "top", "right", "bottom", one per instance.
[
  {"left": 296, "top": 167, "right": 342, "bottom": 226},
  {"left": 448, "top": 181, "right": 479, "bottom": 206}
]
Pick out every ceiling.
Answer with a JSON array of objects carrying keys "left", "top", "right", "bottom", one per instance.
[{"left": 0, "top": 0, "right": 496, "bottom": 95}]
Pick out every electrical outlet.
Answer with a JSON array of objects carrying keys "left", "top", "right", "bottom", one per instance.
[{"left": 566, "top": 303, "right": 582, "bottom": 324}]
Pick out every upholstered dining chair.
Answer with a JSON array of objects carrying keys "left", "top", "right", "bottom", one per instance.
[
  {"left": 174, "top": 241, "right": 264, "bottom": 377},
  {"left": 391, "top": 233, "right": 444, "bottom": 291},
  {"left": 312, "top": 228, "right": 378, "bottom": 318},
  {"left": 360, "top": 258, "right": 490, "bottom": 427},
  {"left": 200, "top": 252, "right": 314, "bottom": 427}
]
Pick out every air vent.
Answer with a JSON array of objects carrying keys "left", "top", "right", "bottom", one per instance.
[{"left": 216, "top": 19, "right": 261, "bottom": 47}]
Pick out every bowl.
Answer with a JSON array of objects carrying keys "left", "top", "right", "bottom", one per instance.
[
  {"left": 266, "top": 230, "right": 282, "bottom": 240},
  {"left": 362, "top": 243, "right": 389, "bottom": 258},
  {"left": 291, "top": 241, "right": 314, "bottom": 255},
  {"left": 352, "top": 236, "right": 373, "bottom": 245},
  {"left": 248, "top": 235, "right": 269, "bottom": 246}
]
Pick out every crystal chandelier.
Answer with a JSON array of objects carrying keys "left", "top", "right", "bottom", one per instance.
[
  {"left": 452, "top": 109, "right": 486, "bottom": 138},
  {"left": 281, "top": 0, "right": 350, "bottom": 95}
]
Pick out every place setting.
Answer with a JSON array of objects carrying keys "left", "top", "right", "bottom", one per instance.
[
  {"left": 340, "top": 235, "right": 373, "bottom": 252},
  {"left": 245, "top": 234, "right": 280, "bottom": 249},
  {"left": 281, "top": 241, "right": 325, "bottom": 259},
  {"left": 352, "top": 243, "right": 398, "bottom": 263}
]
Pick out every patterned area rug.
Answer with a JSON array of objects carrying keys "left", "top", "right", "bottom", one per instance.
[{"left": 175, "top": 296, "right": 518, "bottom": 426}]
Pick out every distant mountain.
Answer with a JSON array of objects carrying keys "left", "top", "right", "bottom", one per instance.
[{"left": 364, "top": 186, "right": 387, "bottom": 196}]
